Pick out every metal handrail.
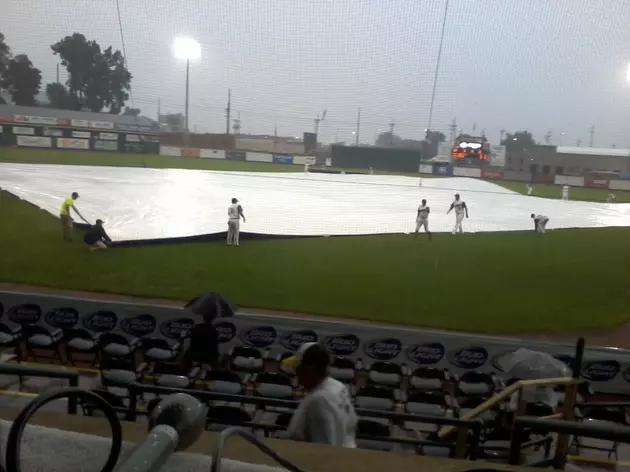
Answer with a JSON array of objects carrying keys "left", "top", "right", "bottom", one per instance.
[{"left": 0, "top": 364, "right": 80, "bottom": 414}]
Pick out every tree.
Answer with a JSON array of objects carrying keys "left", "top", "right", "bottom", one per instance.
[
  {"left": 51, "top": 33, "right": 132, "bottom": 112},
  {"left": 376, "top": 131, "right": 402, "bottom": 147},
  {"left": 501, "top": 130, "right": 536, "bottom": 152},
  {"left": 1, "top": 54, "right": 42, "bottom": 106},
  {"left": 424, "top": 130, "right": 446, "bottom": 158},
  {"left": 0, "top": 32, "right": 10, "bottom": 77},
  {"left": 123, "top": 106, "right": 141, "bottom": 116},
  {"left": 45, "top": 82, "right": 74, "bottom": 109}
]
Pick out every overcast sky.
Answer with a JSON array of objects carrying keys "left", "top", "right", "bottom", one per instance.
[{"left": 2, "top": 0, "right": 630, "bottom": 146}]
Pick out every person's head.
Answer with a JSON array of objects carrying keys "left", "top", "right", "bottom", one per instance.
[
  {"left": 231, "top": 198, "right": 238, "bottom": 204},
  {"left": 454, "top": 193, "right": 460, "bottom": 201},
  {"left": 422, "top": 199, "right": 427, "bottom": 205},
  {"left": 95, "top": 219, "right": 104, "bottom": 226},
  {"left": 530, "top": 213, "right": 535, "bottom": 218},
  {"left": 71, "top": 192, "right": 79, "bottom": 200},
  {"left": 282, "top": 342, "right": 330, "bottom": 391}
]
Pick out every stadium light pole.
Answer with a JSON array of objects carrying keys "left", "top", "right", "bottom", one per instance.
[
  {"left": 173, "top": 37, "right": 201, "bottom": 133},
  {"left": 426, "top": 0, "right": 450, "bottom": 138}
]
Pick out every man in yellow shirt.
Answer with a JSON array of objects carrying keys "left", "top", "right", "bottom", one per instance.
[{"left": 60, "top": 192, "right": 87, "bottom": 241}]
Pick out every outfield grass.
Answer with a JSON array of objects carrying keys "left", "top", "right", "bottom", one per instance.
[
  {"left": 2, "top": 190, "right": 629, "bottom": 334},
  {"left": 0, "top": 148, "right": 299, "bottom": 173},
  {"left": 495, "top": 180, "right": 630, "bottom": 203}
]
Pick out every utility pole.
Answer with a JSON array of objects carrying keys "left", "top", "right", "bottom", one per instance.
[
  {"left": 225, "top": 89, "right": 232, "bottom": 134},
  {"left": 388, "top": 121, "right": 395, "bottom": 146},
  {"left": 427, "top": 0, "right": 450, "bottom": 133},
  {"left": 56, "top": 64, "right": 60, "bottom": 84},
  {"left": 314, "top": 109, "right": 327, "bottom": 136},
  {"left": 589, "top": 125, "right": 595, "bottom": 147},
  {"left": 273, "top": 125, "right": 278, "bottom": 153},
  {"left": 232, "top": 112, "right": 241, "bottom": 135},
  {"left": 499, "top": 129, "right": 505, "bottom": 143},
  {"left": 355, "top": 107, "right": 361, "bottom": 146},
  {"left": 449, "top": 118, "right": 457, "bottom": 144},
  {"left": 544, "top": 130, "right": 552, "bottom": 145}
]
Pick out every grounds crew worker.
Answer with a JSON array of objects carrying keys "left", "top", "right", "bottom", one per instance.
[
  {"left": 282, "top": 342, "right": 357, "bottom": 447},
  {"left": 60, "top": 192, "right": 88, "bottom": 241},
  {"left": 227, "top": 198, "right": 246, "bottom": 246}
]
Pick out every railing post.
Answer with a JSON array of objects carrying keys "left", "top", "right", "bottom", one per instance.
[
  {"left": 553, "top": 381, "right": 578, "bottom": 469},
  {"left": 454, "top": 426, "right": 468, "bottom": 458},
  {"left": 572, "top": 337, "right": 585, "bottom": 378},
  {"left": 508, "top": 419, "right": 526, "bottom": 465},
  {"left": 127, "top": 384, "right": 138, "bottom": 422},
  {"left": 68, "top": 373, "right": 79, "bottom": 415}
]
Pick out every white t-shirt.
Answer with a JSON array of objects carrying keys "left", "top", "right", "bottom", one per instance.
[
  {"left": 286, "top": 377, "right": 357, "bottom": 448},
  {"left": 535, "top": 214, "right": 548, "bottom": 223},
  {"left": 452, "top": 200, "right": 466, "bottom": 215},
  {"left": 417, "top": 204, "right": 430, "bottom": 221},
  {"left": 228, "top": 203, "right": 241, "bottom": 220}
]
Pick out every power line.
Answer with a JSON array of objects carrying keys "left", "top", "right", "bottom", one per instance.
[{"left": 114, "top": 0, "right": 134, "bottom": 110}]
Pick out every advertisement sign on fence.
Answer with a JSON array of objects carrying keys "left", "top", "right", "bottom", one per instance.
[
  {"left": 273, "top": 154, "right": 294, "bottom": 164},
  {"left": 125, "top": 134, "right": 141, "bottom": 142},
  {"left": 71, "top": 119, "right": 90, "bottom": 128},
  {"left": 432, "top": 163, "right": 453, "bottom": 176},
  {"left": 481, "top": 169, "right": 504, "bottom": 179},
  {"left": 16, "top": 136, "right": 52, "bottom": 148},
  {"left": 13, "top": 126, "right": 35, "bottom": 135},
  {"left": 94, "top": 140, "right": 119, "bottom": 151},
  {"left": 57, "top": 138, "right": 89, "bottom": 150},
  {"left": 226, "top": 151, "right": 247, "bottom": 161},
  {"left": 72, "top": 131, "right": 92, "bottom": 139},
  {"left": 490, "top": 145, "right": 507, "bottom": 167},
  {"left": 182, "top": 148, "right": 201, "bottom": 158},
  {"left": 99, "top": 132, "right": 118, "bottom": 141},
  {"left": 14, "top": 115, "right": 58, "bottom": 125},
  {"left": 90, "top": 121, "right": 115, "bottom": 130},
  {"left": 43, "top": 128, "right": 64, "bottom": 137},
  {"left": 585, "top": 176, "right": 609, "bottom": 188}
]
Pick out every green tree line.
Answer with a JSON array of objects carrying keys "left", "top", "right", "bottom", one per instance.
[{"left": 0, "top": 31, "right": 138, "bottom": 115}]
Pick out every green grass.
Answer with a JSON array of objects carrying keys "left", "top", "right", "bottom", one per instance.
[
  {"left": 0, "top": 148, "right": 299, "bottom": 173},
  {"left": 2, "top": 190, "right": 630, "bottom": 334},
  {"left": 495, "top": 180, "right": 630, "bottom": 203}
]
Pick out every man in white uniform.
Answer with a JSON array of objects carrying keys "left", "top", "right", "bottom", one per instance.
[
  {"left": 562, "top": 185, "right": 569, "bottom": 200},
  {"left": 282, "top": 343, "right": 357, "bottom": 447},
  {"left": 447, "top": 193, "right": 468, "bottom": 235},
  {"left": 415, "top": 199, "right": 432, "bottom": 240},
  {"left": 227, "top": 198, "right": 246, "bottom": 246},
  {"left": 531, "top": 213, "right": 549, "bottom": 234},
  {"left": 526, "top": 184, "right": 533, "bottom": 196}
]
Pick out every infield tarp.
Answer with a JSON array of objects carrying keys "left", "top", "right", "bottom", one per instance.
[{"left": 1, "top": 163, "right": 629, "bottom": 242}]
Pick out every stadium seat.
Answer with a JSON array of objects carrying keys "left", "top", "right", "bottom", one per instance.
[
  {"left": 356, "top": 419, "right": 394, "bottom": 451},
  {"left": 403, "top": 390, "right": 452, "bottom": 434},
  {"left": 253, "top": 372, "right": 293, "bottom": 399},
  {"left": 81, "top": 388, "right": 128, "bottom": 420},
  {"left": 99, "top": 332, "right": 140, "bottom": 360},
  {"left": 142, "top": 337, "right": 180, "bottom": 363},
  {"left": 456, "top": 371, "right": 501, "bottom": 396},
  {"left": 354, "top": 385, "right": 396, "bottom": 411},
  {"left": 409, "top": 367, "right": 449, "bottom": 391},
  {"left": 572, "top": 406, "right": 630, "bottom": 460},
  {"left": 22, "top": 324, "right": 63, "bottom": 363},
  {"left": 63, "top": 328, "right": 98, "bottom": 366},
  {"left": 0, "top": 323, "right": 22, "bottom": 358},
  {"left": 228, "top": 346, "right": 265, "bottom": 373},
  {"left": 99, "top": 356, "right": 146, "bottom": 389},
  {"left": 457, "top": 395, "right": 495, "bottom": 422},
  {"left": 151, "top": 361, "right": 199, "bottom": 389},
  {"left": 206, "top": 405, "right": 253, "bottom": 432},
  {"left": 204, "top": 369, "right": 246, "bottom": 395},
  {"left": 366, "top": 361, "right": 403, "bottom": 388},
  {"left": 328, "top": 356, "right": 357, "bottom": 384}
]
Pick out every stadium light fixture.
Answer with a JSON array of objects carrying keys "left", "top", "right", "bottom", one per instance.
[{"left": 173, "top": 37, "right": 201, "bottom": 133}]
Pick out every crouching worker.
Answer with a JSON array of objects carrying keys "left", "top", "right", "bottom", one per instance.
[{"left": 84, "top": 219, "right": 112, "bottom": 251}]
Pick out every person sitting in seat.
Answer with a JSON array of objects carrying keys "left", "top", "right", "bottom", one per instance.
[{"left": 83, "top": 219, "right": 112, "bottom": 251}]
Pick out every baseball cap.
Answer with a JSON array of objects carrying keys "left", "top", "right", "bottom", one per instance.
[{"left": 281, "top": 342, "right": 329, "bottom": 369}]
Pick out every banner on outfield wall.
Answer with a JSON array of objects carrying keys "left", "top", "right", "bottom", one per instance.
[
  {"left": 554, "top": 175, "right": 585, "bottom": 187},
  {"left": 16, "top": 136, "right": 52, "bottom": 148},
  {"left": 585, "top": 176, "right": 609, "bottom": 188},
  {"left": 244, "top": 152, "right": 269, "bottom": 163},
  {"left": 94, "top": 140, "right": 119, "bottom": 151},
  {"left": 273, "top": 154, "right": 294, "bottom": 164},
  {"left": 99, "top": 132, "right": 118, "bottom": 141},
  {"left": 453, "top": 167, "right": 482, "bottom": 178},
  {"left": 227, "top": 151, "right": 247, "bottom": 161},
  {"left": 14, "top": 115, "right": 58, "bottom": 125},
  {"left": 481, "top": 170, "right": 504, "bottom": 179},
  {"left": 609, "top": 180, "right": 630, "bottom": 191},
  {"left": 125, "top": 134, "right": 141, "bottom": 142},
  {"left": 43, "top": 128, "right": 64, "bottom": 137},
  {"left": 418, "top": 164, "right": 433, "bottom": 174},
  {"left": 432, "top": 163, "right": 453, "bottom": 176},
  {"left": 0, "top": 115, "right": 14, "bottom": 123},
  {"left": 305, "top": 156, "right": 316, "bottom": 165},
  {"left": 490, "top": 145, "right": 507, "bottom": 167},
  {"left": 57, "top": 138, "right": 89, "bottom": 150},
  {"left": 2, "top": 291, "right": 630, "bottom": 394},
  {"left": 13, "top": 126, "right": 35, "bottom": 135},
  {"left": 182, "top": 148, "right": 201, "bottom": 158},
  {"left": 159, "top": 146, "right": 182, "bottom": 157},
  {"left": 72, "top": 131, "right": 92, "bottom": 139},
  {"left": 325, "top": 158, "right": 332, "bottom": 167},
  {"left": 200, "top": 149, "right": 226, "bottom": 159}
]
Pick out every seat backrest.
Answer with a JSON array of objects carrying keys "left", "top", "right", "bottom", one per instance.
[
  {"left": 22, "top": 324, "right": 50, "bottom": 337},
  {"left": 412, "top": 367, "right": 445, "bottom": 380},
  {"left": 205, "top": 369, "right": 242, "bottom": 384},
  {"left": 369, "top": 361, "right": 402, "bottom": 375},
  {"left": 355, "top": 385, "right": 395, "bottom": 410},
  {"left": 357, "top": 419, "right": 390, "bottom": 437},
  {"left": 99, "top": 332, "right": 129, "bottom": 347},
  {"left": 142, "top": 337, "right": 171, "bottom": 351},
  {"left": 460, "top": 371, "right": 493, "bottom": 384},
  {"left": 64, "top": 328, "right": 94, "bottom": 341},
  {"left": 256, "top": 372, "right": 291, "bottom": 386},
  {"left": 232, "top": 346, "right": 262, "bottom": 359}
]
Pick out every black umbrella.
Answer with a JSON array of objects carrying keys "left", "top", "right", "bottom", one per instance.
[{"left": 184, "top": 292, "right": 236, "bottom": 323}]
